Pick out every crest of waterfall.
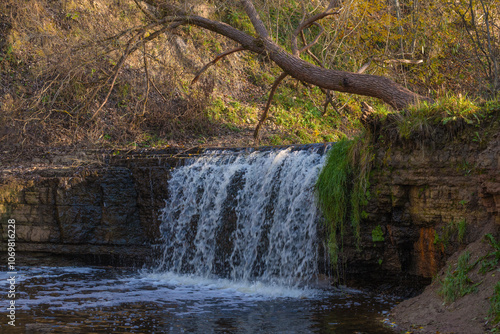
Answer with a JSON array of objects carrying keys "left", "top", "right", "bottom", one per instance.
[{"left": 157, "top": 146, "right": 327, "bottom": 286}]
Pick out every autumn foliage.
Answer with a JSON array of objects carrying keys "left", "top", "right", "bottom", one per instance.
[{"left": 0, "top": 0, "right": 498, "bottom": 149}]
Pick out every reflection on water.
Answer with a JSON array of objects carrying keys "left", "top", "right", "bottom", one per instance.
[{"left": 1, "top": 267, "right": 397, "bottom": 333}]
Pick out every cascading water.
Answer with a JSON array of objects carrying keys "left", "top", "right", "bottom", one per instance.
[
  {"left": 156, "top": 146, "right": 328, "bottom": 287},
  {"left": 8, "top": 145, "right": 399, "bottom": 333}
]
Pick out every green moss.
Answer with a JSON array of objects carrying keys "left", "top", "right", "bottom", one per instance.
[
  {"left": 371, "top": 225, "right": 384, "bottom": 242},
  {"left": 315, "top": 134, "right": 372, "bottom": 265},
  {"left": 316, "top": 137, "right": 351, "bottom": 263}
]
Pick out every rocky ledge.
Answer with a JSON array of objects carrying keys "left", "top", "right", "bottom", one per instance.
[{"left": 0, "top": 132, "right": 498, "bottom": 295}]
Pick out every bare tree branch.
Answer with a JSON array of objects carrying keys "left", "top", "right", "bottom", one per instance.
[
  {"left": 299, "top": 23, "right": 325, "bottom": 54},
  {"left": 240, "top": 0, "right": 270, "bottom": 39},
  {"left": 291, "top": 3, "right": 340, "bottom": 56},
  {"left": 253, "top": 72, "right": 288, "bottom": 141},
  {"left": 132, "top": 0, "right": 159, "bottom": 23},
  {"left": 191, "top": 47, "right": 245, "bottom": 85},
  {"left": 478, "top": 0, "right": 499, "bottom": 91},
  {"left": 168, "top": 13, "right": 432, "bottom": 108},
  {"left": 454, "top": 3, "right": 490, "bottom": 77},
  {"left": 254, "top": 2, "right": 338, "bottom": 139},
  {"left": 300, "top": 31, "right": 323, "bottom": 66},
  {"left": 141, "top": 41, "right": 151, "bottom": 116},
  {"left": 89, "top": 30, "right": 144, "bottom": 121},
  {"left": 91, "top": 0, "right": 434, "bottom": 131},
  {"left": 87, "top": 23, "right": 175, "bottom": 120}
]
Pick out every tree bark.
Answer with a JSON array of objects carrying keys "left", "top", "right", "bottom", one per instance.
[
  {"left": 261, "top": 40, "right": 430, "bottom": 110},
  {"left": 140, "top": 1, "right": 432, "bottom": 110}
]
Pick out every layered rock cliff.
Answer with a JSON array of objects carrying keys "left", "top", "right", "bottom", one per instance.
[
  {"left": 341, "top": 130, "right": 499, "bottom": 291},
  {"left": 0, "top": 149, "right": 185, "bottom": 266},
  {"left": 0, "top": 131, "right": 498, "bottom": 289}
]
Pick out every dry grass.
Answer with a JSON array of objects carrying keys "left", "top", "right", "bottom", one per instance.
[
  {"left": 0, "top": 0, "right": 239, "bottom": 150},
  {"left": 1, "top": 0, "right": 498, "bottom": 154}
]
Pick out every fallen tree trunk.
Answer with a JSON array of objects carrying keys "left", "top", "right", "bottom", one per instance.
[{"left": 110, "top": 0, "right": 434, "bottom": 137}]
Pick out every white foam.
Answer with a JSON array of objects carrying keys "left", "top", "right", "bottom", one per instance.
[
  {"left": 7, "top": 267, "right": 324, "bottom": 312},
  {"left": 157, "top": 148, "right": 327, "bottom": 287},
  {"left": 142, "top": 271, "right": 322, "bottom": 299}
]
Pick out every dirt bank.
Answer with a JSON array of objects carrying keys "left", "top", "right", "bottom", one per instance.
[{"left": 390, "top": 221, "right": 499, "bottom": 333}]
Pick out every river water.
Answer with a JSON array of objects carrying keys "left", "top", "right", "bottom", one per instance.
[
  {"left": 1, "top": 266, "right": 397, "bottom": 333},
  {"left": 2, "top": 146, "right": 399, "bottom": 333}
]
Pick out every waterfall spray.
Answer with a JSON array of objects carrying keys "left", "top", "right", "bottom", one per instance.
[{"left": 157, "top": 146, "right": 327, "bottom": 287}]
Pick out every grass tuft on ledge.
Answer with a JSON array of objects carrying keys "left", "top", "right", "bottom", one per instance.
[{"left": 315, "top": 134, "right": 372, "bottom": 266}]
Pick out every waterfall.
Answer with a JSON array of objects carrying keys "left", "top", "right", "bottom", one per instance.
[{"left": 157, "top": 146, "right": 327, "bottom": 287}]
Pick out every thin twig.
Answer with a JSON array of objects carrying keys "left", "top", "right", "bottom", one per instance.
[
  {"left": 301, "top": 31, "right": 323, "bottom": 65},
  {"left": 191, "top": 47, "right": 245, "bottom": 85},
  {"left": 253, "top": 72, "right": 288, "bottom": 141},
  {"left": 90, "top": 31, "right": 144, "bottom": 121},
  {"left": 372, "top": 57, "right": 423, "bottom": 65},
  {"left": 72, "top": 26, "right": 142, "bottom": 51},
  {"left": 132, "top": 0, "right": 159, "bottom": 22},
  {"left": 29, "top": 73, "right": 60, "bottom": 110},
  {"left": 171, "top": 146, "right": 201, "bottom": 158},
  {"left": 149, "top": 77, "right": 169, "bottom": 103},
  {"left": 291, "top": 4, "right": 340, "bottom": 56},
  {"left": 478, "top": 0, "right": 499, "bottom": 90},
  {"left": 73, "top": 17, "right": 166, "bottom": 52},
  {"left": 142, "top": 41, "right": 151, "bottom": 116},
  {"left": 299, "top": 23, "right": 325, "bottom": 54}
]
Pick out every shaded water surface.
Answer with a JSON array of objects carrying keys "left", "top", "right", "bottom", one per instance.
[{"left": 1, "top": 267, "right": 397, "bottom": 333}]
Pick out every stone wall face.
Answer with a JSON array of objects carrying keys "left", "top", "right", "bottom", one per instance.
[
  {"left": 0, "top": 153, "right": 178, "bottom": 266},
  {"left": 0, "top": 137, "right": 498, "bottom": 286},
  {"left": 341, "top": 133, "right": 499, "bottom": 288}
]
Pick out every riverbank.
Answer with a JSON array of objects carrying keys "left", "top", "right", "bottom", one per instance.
[{"left": 390, "top": 221, "right": 499, "bottom": 333}]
